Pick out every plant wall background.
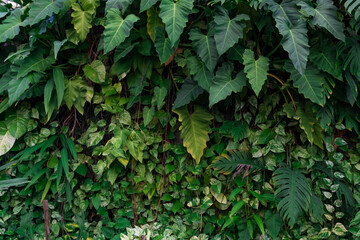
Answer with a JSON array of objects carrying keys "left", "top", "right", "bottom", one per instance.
[{"left": 0, "top": 0, "right": 360, "bottom": 239}]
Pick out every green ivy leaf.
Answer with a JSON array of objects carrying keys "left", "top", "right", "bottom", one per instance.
[
  {"left": 214, "top": 7, "right": 249, "bottom": 56},
  {"left": 209, "top": 62, "right": 247, "bottom": 107},
  {"left": 143, "top": 106, "right": 155, "bottom": 126},
  {"left": 159, "top": 0, "right": 194, "bottom": 47},
  {"left": 153, "top": 86, "right": 167, "bottom": 109},
  {"left": 173, "top": 106, "right": 213, "bottom": 164},
  {"left": 243, "top": 49, "right": 269, "bottom": 96},
  {"left": 103, "top": 9, "right": 139, "bottom": 54}
]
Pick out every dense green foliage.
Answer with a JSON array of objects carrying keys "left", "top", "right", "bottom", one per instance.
[{"left": 0, "top": 0, "right": 360, "bottom": 239}]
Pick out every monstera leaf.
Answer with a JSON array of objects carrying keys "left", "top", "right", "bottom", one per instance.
[
  {"left": 209, "top": 62, "right": 247, "bottom": 107},
  {"left": 343, "top": 0, "right": 360, "bottom": 20},
  {"left": 276, "top": 18, "right": 309, "bottom": 75},
  {"left": 310, "top": 44, "right": 342, "bottom": 80},
  {"left": 0, "top": 123, "right": 16, "bottom": 157},
  {"left": 243, "top": 49, "right": 269, "bottom": 96},
  {"left": 214, "top": 7, "right": 249, "bottom": 56},
  {"left": 159, "top": 0, "right": 194, "bottom": 47},
  {"left": 140, "top": 0, "right": 158, "bottom": 12},
  {"left": 103, "top": 9, "right": 139, "bottom": 54},
  {"left": 173, "top": 106, "right": 213, "bottom": 164},
  {"left": 274, "top": 167, "right": 311, "bottom": 227},
  {"left": 154, "top": 26, "right": 176, "bottom": 64},
  {"left": 284, "top": 62, "right": 326, "bottom": 106},
  {"left": 299, "top": 0, "right": 345, "bottom": 42},
  {"left": 0, "top": 9, "right": 27, "bottom": 43},
  {"left": 29, "top": 0, "right": 62, "bottom": 25},
  {"left": 71, "top": 0, "right": 96, "bottom": 42},
  {"left": 189, "top": 28, "right": 218, "bottom": 72}
]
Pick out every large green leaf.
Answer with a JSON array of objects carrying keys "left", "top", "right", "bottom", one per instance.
[
  {"left": 140, "top": 0, "right": 158, "bottom": 12},
  {"left": 17, "top": 50, "right": 54, "bottom": 78},
  {"left": 186, "top": 56, "right": 213, "bottom": 92},
  {"left": 154, "top": 26, "right": 176, "bottom": 64},
  {"left": 159, "top": 0, "right": 194, "bottom": 47},
  {"left": 71, "top": 0, "right": 96, "bottom": 42},
  {"left": 273, "top": 167, "right": 311, "bottom": 227},
  {"left": 344, "top": 36, "right": 360, "bottom": 77},
  {"left": 276, "top": 19, "right": 309, "bottom": 75},
  {"left": 8, "top": 77, "right": 30, "bottom": 105},
  {"left": 5, "top": 106, "right": 30, "bottom": 139},
  {"left": 147, "top": 7, "right": 163, "bottom": 42},
  {"left": 343, "top": 0, "right": 360, "bottom": 20},
  {"left": 309, "top": 44, "right": 342, "bottom": 80},
  {"left": 189, "top": 28, "right": 218, "bottom": 72},
  {"left": 83, "top": 60, "right": 106, "bottom": 84},
  {"left": 103, "top": 9, "right": 139, "bottom": 54},
  {"left": 173, "top": 78, "right": 204, "bottom": 109},
  {"left": 214, "top": 7, "right": 249, "bottom": 56},
  {"left": 173, "top": 106, "right": 213, "bottom": 164},
  {"left": 29, "top": 0, "right": 62, "bottom": 25},
  {"left": 0, "top": 9, "right": 26, "bottom": 43},
  {"left": 243, "top": 49, "right": 269, "bottom": 96},
  {"left": 0, "top": 122, "right": 16, "bottom": 156},
  {"left": 284, "top": 62, "right": 326, "bottom": 106},
  {"left": 105, "top": 0, "right": 133, "bottom": 13},
  {"left": 64, "top": 77, "right": 93, "bottom": 114},
  {"left": 299, "top": 0, "right": 345, "bottom": 42},
  {"left": 53, "top": 68, "right": 65, "bottom": 108},
  {"left": 265, "top": 211, "right": 282, "bottom": 240},
  {"left": 266, "top": 0, "right": 301, "bottom": 27},
  {"left": 209, "top": 62, "right": 247, "bottom": 107}
]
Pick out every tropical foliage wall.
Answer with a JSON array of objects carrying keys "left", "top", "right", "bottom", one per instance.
[{"left": 0, "top": 0, "right": 360, "bottom": 239}]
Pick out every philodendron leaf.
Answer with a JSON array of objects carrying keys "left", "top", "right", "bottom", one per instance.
[
  {"left": 154, "top": 26, "right": 176, "bottom": 64},
  {"left": 103, "top": 9, "right": 139, "bottom": 54},
  {"left": 83, "top": 60, "right": 106, "bottom": 84},
  {"left": 189, "top": 28, "right": 218, "bottom": 72},
  {"left": 0, "top": 9, "right": 27, "bottom": 43},
  {"left": 105, "top": 0, "right": 133, "bottom": 13},
  {"left": 0, "top": 122, "right": 16, "bottom": 156},
  {"left": 159, "top": 0, "right": 194, "bottom": 47},
  {"left": 298, "top": 0, "right": 345, "bottom": 42},
  {"left": 29, "top": 0, "right": 62, "bottom": 26},
  {"left": 173, "top": 106, "right": 213, "bottom": 164},
  {"left": 276, "top": 18, "right": 309, "bottom": 75},
  {"left": 284, "top": 62, "right": 326, "bottom": 106},
  {"left": 186, "top": 56, "right": 213, "bottom": 92},
  {"left": 17, "top": 50, "right": 54, "bottom": 78},
  {"left": 243, "top": 49, "right": 269, "bottom": 96},
  {"left": 173, "top": 78, "right": 204, "bottom": 109},
  {"left": 214, "top": 7, "right": 249, "bottom": 56},
  {"left": 147, "top": 7, "right": 163, "bottom": 42},
  {"left": 209, "top": 62, "right": 247, "bottom": 107},
  {"left": 140, "top": 0, "right": 158, "bottom": 12},
  {"left": 266, "top": 0, "right": 301, "bottom": 27},
  {"left": 71, "top": 0, "right": 96, "bottom": 42}
]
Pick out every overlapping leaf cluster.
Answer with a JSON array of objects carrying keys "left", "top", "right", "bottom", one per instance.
[{"left": 0, "top": 0, "right": 360, "bottom": 239}]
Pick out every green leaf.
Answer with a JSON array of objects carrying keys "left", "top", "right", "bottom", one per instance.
[
  {"left": 6, "top": 107, "right": 30, "bottom": 139},
  {"left": 210, "top": 150, "right": 263, "bottom": 175},
  {"left": 83, "top": 60, "right": 106, "bottom": 84},
  {"left": 344, "top": 37, "right": 360, "bottom": 77},
  {"left": 64, "top": 77, "right": 93, "bottom": 114},
  {"left": 209, "top": 62, "right": 247, "bottom": 107},
  {"left": 54, "top": 39, "right": 67, "bottom": 60},
  {"left": 173, "top": 106, "right": 213, "bottom": 164},
  {"left": 17, "top": 50, "right": 54, "bottom": 78},
  {"left": 44, "top": 78, "right": 54, "bottom": 114},
  {"left": 53, "top": 68, "right": 65, "bottom": 108},
  {"left": 0, "top": 178, "right": 29, "bottom": 189},
  {"left": 114, "top": 40, "right": 138, "bottom": 62},
  {"left": 214, "top": 7, "right": 249, "bottom": 56},
  {"left": 266, "top": 0, "right": 301, "bottom": 27},
  {"left": 140, "top": 0, "right": 158, "bottom": 12},
  {"left": 29, "top": 0, "right": 62, "bottom": 26},
  {"left": 143, "top": 106, "right": 155, "bottom": 126},
  {"left": 147, "top": 7, "right": 163, "bottom": 42},
  {"left": 189, "top": 28, "right": 218, "bottom": 72},
  {"left": 103, "top": 9, "right": 139, "bottom": 54},
  {"left": 41, "top": 180, "right": 52, "bottom": 202},
  {"left": 309, "top": 44, "right": 342, "bottom": 80},
  {"left": 273, "top": 167, "right": 311, "bottom": 227},
  {"left": 276, "top": 18, "right": 309, "bottom": 75},
  {"left": 153, "top": 86, "right": 167, "bottom": 109},
  {"left": 0, "top": 9, "right": 26, "bottom": 43},
  {"left": 253, "top": 214, "right": 265, "bottom": 235},
  {"left": 159, "top": 0, "right": 194, "bottom": 47},
  {"left": 105, "top": 0, "right": 133, "bottom": 13},
  {"left": 71, "top": 0, "right": 96, "bottom": 42},
  {"left": 243, "top": 49, "right": 269, "bottom": 96},
  {"left": 8, "top": 77, "right": 30, "bottom": 105},
  {"left": 309, "top": 195, "right": 324, "bottom": 223},
  {"left": 265, "top": 211, "right": 282, "bottom": 240},
  {"left": 173, "top": 78, "right": 204, "bottom": 110},
  {"left": 61, "top": 148, "right": 70, "bottom": 181},
  {"left": 0, "top": 123, "right": 16, "bottom": 156},
  {"left": 186, "top": 56, "right": 213, "bottom": 92},
  {"left": 230, "top": 200, "right": 245, "bottom": 217},
  {"left": 154, "top": 26, "right": 176, "bottom": 64},
  {"left": 284, "top": 62, "right": 326, "bottom": 106},
  {"left": 298, "top": 0, "right": 345, "bottom": 41}
]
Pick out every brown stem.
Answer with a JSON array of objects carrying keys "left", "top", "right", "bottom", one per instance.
[
  {"left": 43, "top": 200, "right": 50, "bottom": 240},
  {"left": 267, "top": 73, "right": 297, "bottom": 111}
]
